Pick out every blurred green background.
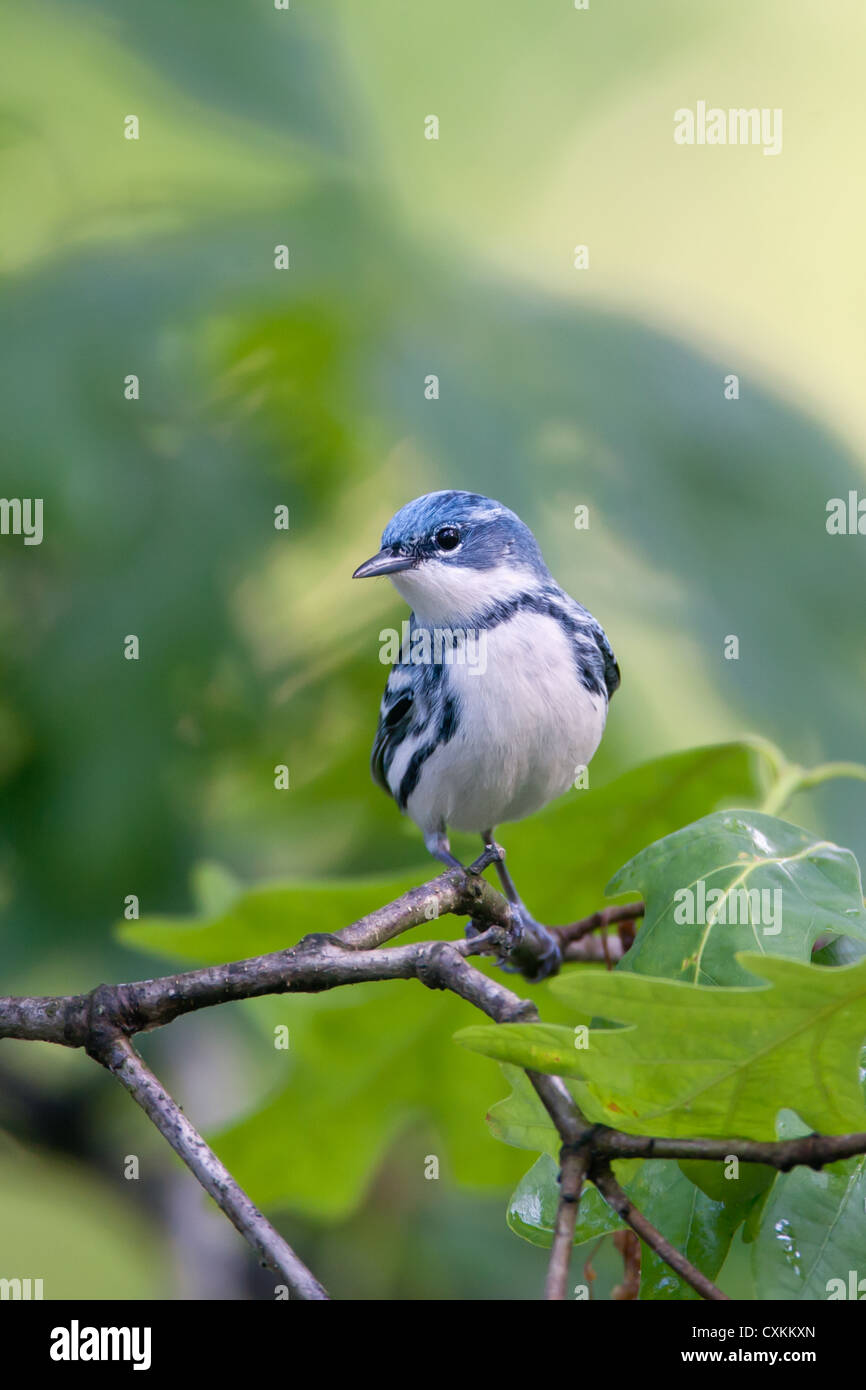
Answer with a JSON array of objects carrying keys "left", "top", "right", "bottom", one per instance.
[{"left": 1, "top": 0, "right": 864, "bottom": 1299}]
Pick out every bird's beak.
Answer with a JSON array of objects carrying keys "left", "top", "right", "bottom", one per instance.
[{"left": 352, "top": 546, "right": 417, "bottom": 579}]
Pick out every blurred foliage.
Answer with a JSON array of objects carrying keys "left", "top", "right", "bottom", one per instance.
[
  {"left": 1, "top": 0, "right": 864, "bottom": 1298},
  {"left": 0, "top": 1134, "right": 165, "bottom": 1299}
]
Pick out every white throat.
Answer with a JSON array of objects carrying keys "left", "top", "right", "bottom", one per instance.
[{"left": 389, "top": 559, "right": 541, "bottom": 626}]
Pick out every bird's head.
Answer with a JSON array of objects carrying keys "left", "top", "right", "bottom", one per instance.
[{"left": 353, "top": 490, "right": 548, "bottom": 623}]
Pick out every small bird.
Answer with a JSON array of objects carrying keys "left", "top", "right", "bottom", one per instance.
[{"left": 353, "top": 490, "right": 619, "bottom": 979}]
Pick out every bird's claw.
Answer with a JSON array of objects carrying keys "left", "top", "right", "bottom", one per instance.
[
  {"left": 463, "top": 914, "right": 520, "bottom": 957},
  {"left": 497, "top": 905, "right": 562, "bottom": 982},
  {"left": 464, "top": 907, "right": 560, "bottom": 980},
  {"left": 521, "top": 930, "right": 563, "bottom": 982}
]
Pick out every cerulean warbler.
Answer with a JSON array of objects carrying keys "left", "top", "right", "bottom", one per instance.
[{"left": 353, "top": 490, "right": 620, "bottom": 979}]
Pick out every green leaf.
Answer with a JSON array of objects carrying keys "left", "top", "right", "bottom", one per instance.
[
  {"left": 677, "top": 1158, "right": 776, "bottom": 1252},
  {"left": 508, "top": 1153, "right": 630, "bottom": 1249},
  {"left": 608, "top": 810, "right": 866, "bottom": 985},
  {"left": 456, "top": 953, "right": 866, "bottom": 1139},
  {"left": 508, "top": 1154, "right": 567, "bottom": 1247},
  {"left": 486, "top": 1065, "right": 560, "bottom": 1156},
  {"left": 752, "top": 1110, "right": 866, "bottom": 1299},
  {"left": 634, "top": 1165, "right": 743, "bottom": 1300},
  {"left": 678, "top": 1158, "right": 775, "bottom": 1211}
]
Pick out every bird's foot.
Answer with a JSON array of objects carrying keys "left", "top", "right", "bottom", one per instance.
[
  {"left": 464, "top": 905, "right": 561, "bottom": 981},
  {"left": 498, "top": 904, "right": 562, "bottom": 982},
  {"left": 464, "top": 911, "right": 520, "bottom": 955}
]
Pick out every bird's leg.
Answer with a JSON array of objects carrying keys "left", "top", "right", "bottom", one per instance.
[
  {"left": 460, "top": 831, "right": 513, "bottom": 950},
  {"left": 486, "top": 836, "right": 521, "bottom": 905},
  {"left": 424, "top": 830, "right": 466, "bottom": 873},
  {"left": 425, "top": 830, "right": 503, "bottom": 946},
  {"left": 425, "top": 830, "right": 502, "bottom": 876},
  {"left": 479, "top": 831, "right": 563, "bottom": 983}
]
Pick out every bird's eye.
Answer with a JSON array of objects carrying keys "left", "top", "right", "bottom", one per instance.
[{"left": 434, "top": 525, "right": 460, "bottom": 551}]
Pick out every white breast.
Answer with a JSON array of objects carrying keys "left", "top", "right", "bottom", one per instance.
[{"left": 404, "top": 609, "right": 606, "bottom": 836}]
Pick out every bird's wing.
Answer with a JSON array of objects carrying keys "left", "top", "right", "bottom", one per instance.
[
  {"left": 551, "top": 589, "right": 621, "bottom": 700},
  {"left": 590, "top": 617, "right": 621, "bottom": 698},
  {"left": 371, "top": 667, "right": 418, "bottom": 798}
]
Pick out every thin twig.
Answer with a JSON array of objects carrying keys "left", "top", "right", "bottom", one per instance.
[
  {"left": 611, "top": 1231, "right": 641, "bottom": 1300},
  {"left": 592, "top": 1162, "right": 729, "bottom": 1301},
  {"left": 562, "top": 933, "right": 626, "bottom": 964},
  {"left": 95, "top": 1035, "right": 329, "bottom": 1301},
  {"left": 582, "top": 1237, "right": 606, "bottom": 1298},
  {"left": 544, "top": 1144, "right": 590, "bottom": 1300},
  {"left": 591, "top": 1127, "right": 866, "bottom": 1170},
  {"left": 557, "top": 901, "right": 645, "bottom": 947}
]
